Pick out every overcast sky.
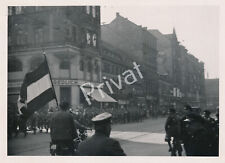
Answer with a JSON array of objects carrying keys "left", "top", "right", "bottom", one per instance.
[{"left": 101, "top": 6, "right": 219, "bottom": 79}]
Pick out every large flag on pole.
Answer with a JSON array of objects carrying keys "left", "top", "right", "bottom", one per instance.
[{"left": 17, "top": 57, "right": 56, "bottom": 116}]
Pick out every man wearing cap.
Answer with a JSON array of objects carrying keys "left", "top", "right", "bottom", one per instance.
[
  {"left": 180, "top": 105, "right": 208, "bottom": 156},
  {"left": 202, "top": 110, "right": 217, "bottom": 155},
  {"left": 77, "top": 112, "right": 126, "bottom": 156},
  {"left": 50, "top": 102, "right": 77, "bottom": 155},
  {"left": 165, "top": 108, "right": 182, "bottom": 156}
]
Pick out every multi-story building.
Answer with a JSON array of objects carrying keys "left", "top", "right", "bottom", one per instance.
[
  {"left": 205, "top": 78, "right": 219, "bottom": 111},
  {"left": 150, "top": 29, "right": 206, "bottom": 112},
  {"left": 101, "top": 13, "right": 158, "bottom": 111},
  {"left": 8, "top": 6, "right": 101, "bottom": 109},
  {"left": 101, "top": 41, "right": 133, "bottom": 108},
  {"left": 181, "top": 53, "right": 206, "bottom": 108},
  {"left": 149, "top": 29, "right": 173, "bottom": 112}
]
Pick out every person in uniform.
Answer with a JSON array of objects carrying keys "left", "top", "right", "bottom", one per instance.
[
  {"left": 214, "top": 109, "right": 219, "bottom": 156},
  {"left": 77, "top": 112, "right": 126, "bottom": 156},
  {"left": 202, "top": 110, "right": 215, "bottom": 124},
  {"left": 50, "top": 102, "right": 77, "bottom": 155},
  {"left": 30, "top": 111, "right": 38, "bottom": 134},
  {"left": 165, "top": 108, "right": 182, "bottom": 156},
  {"left": 202, "top": 110, "right": 218, "bottom": 156},
  {"left": 45, "top": 107, "right": 54, "bottom": 133},
  {"left": 15, "top": 106, "right": 28, "bottom": 137},
  {"left": 180, "top": 105, "right": 208, "bottom": 156}
]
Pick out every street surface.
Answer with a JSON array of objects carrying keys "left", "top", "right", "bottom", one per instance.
[{"left": 8, "top": 117, "right": 171, "bottom": 156}]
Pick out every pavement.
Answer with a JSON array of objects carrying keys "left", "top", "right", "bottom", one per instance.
[{"left": 8, "top": 117, "right": 171, "bottom": 156}]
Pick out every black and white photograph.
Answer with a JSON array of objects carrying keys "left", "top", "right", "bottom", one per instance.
[{"left": 2, "top": 0, "right": 224, "bottom": 160}]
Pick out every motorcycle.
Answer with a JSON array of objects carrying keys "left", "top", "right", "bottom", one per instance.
[{"left": 50, "top": 128, "right": 92, "bottom": 156}]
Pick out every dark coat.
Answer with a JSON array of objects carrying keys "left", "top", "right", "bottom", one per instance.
[
  {"left": 180, "top": 113, "right": 209, "bottom": 156},
  {"left": 165, "top": 114, "right": 181, "bottom": 138},
  {"left": 77, "top": 133, "right": 126, "bottom": 156},
  {"left": 50, "top": 111, "right": 77, "bottom": 141}
]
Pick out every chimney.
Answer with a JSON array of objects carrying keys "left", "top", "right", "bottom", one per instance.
[{"left": 116, "top": 12, "right": 120, "bottom": 17}]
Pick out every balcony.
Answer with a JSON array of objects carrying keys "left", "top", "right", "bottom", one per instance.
[{"left": 8, "top": 41, "right": 82, "bottom": 53}]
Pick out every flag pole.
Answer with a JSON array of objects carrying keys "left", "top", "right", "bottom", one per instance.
[{"left": 42, "top": 50, "right": 59, "bottom": 108}]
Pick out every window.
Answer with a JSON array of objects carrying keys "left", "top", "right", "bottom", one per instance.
[
  {"left": 87, "top": 60, "right": 92, "bottom": 72},
  {"left": 86, "top": 6, "right": 90, "bottom": 14},
  {"left": 35, "top": 28, "right": 44, "bottom": 44},
  {"left": 60, "top": 87, "right": 71, "bottom": 105},
  {"left": 60, "top": 60, "right": 70, "bottom": 70},
  {"left": 79, "top": 59, "right": 84, "bottom": 71},
  {"left": 30, "top": 57, "right": 42, "bottom": 70},
  {"left": 92, "top": 6, "right": 96, "bottom": 18},
  {"left": 103, "top": 63, "right": 107, "bottom": 73},
  {"left": 15, "top": 6, "right": 22, "bottom": 14},
  {"left": 116, "top": 67, "right": 120, "bottom": 75},
  {"left": 8, "top": 7, "right": 13, "bottom": 15},
  {"left": 92, "top": 34, "right": 97, "bottom": 47},
  {"left": 109, "top": 65, "right": 112, "bottom": 74},
  {"left": 8, "top": 58, "right": 22, "bottom": 72},
  {"left": 94, "top": 60, "right": 99, "bottom": 74},
  {"left": 86, "top": 32, "right": 91, "bottom": 45},
  {"left": 72, "top": 26, "right": 77, "bottom": 42},
  {"left": 16, "top": 30, "right": 28, "bottom": 45}
]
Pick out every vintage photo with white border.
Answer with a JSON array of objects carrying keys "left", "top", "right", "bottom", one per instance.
[{"left": 1, "top": 0, "right": 225, "bottom": 162}]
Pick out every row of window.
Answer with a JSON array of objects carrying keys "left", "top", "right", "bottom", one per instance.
[
  {"left": 8, "top": 6, "right": 99, "bottom": 16},
  {"left": 102, "top": 49, "right": 121, "bottom": 60},
  {"left": 8, "top": 27, "right": 46, "bottom": 46},
  {"left": 86, "top": 6, "right": 97, "bottom": 18},
  {"left": 103, "top": 62, "right": 126, "bottom": 75},
  {"left": 86, "top": 32, "right": 97, "bottom": 47},
  {"left": 9, "top": 26, "right": 98, "bottom": 48},
  {"left": 8, "top": 6, "right": 46, "bottom": 15},
  {"left": 79, "top": 59, "right": 99, "bottom": 74},
  {"left": 8, "top": 58, "right": 100, "bottom": 74}
]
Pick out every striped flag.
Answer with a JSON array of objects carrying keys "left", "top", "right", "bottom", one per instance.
[{"left": 17, "top": 58, "right": 56, "bottom": 116}]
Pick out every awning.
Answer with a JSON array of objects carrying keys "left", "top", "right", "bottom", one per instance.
[{"left": 83, "top": 88, "right": 117, "bottom": 103}]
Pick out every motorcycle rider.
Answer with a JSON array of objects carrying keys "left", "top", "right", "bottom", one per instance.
[
  {"left": 77, "top": 112, "right": 126, "bottom": 156},
  {"left": 50, "top": 102, "right": 77, "bottom": 155}
]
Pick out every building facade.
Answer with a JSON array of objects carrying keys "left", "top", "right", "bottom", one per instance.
[
  {"left": 149, "top": 29, "right": 206, "bottom": 112},
  {"left": 8, "top": 6, "right": 101, "bottom": 109},
  {"left": 180, "top": 53, "right": 206, "bottom": 108},
  {"left": 101, "top": 13, "right": 159, "bottom": 111},
  {"left": 205, "top": 78, "right": 219, "bottom": 111}
]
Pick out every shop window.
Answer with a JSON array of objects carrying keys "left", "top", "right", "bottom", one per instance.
[{"left": 60, "top": 87, "right": 71, "bottom": 105}]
